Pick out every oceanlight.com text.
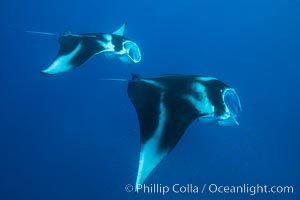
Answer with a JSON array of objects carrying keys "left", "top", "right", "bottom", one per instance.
[
  {"left": 125, "top": 183, "right": 294, "bottom": 196},
  {"left": 206, "top": 183, "right": 294, "bottom": 195}
]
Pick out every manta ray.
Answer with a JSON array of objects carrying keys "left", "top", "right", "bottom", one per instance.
[
  {"left": 127, "top": 74, "right": 241, "bottom": 190},
  {"left": 36, "top": 23, "right": 141, "bottom": 74}
]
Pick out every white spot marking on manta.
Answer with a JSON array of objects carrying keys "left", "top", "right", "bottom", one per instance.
[
  {"left": 183, "top": 82, "right": 214, "bottom": 116},
  {"left": 143, "top": 80, "right": 163, "bottom": 88},
  {"left": 106, "top": 43, "right": 115, "bottom": 50},
  {"left": 42, "top": 42, "right": 83, "bottom": 74},
  {"left": 135, "top": 93, "right": 168, "bottom": 190},
  {"left": 196, "top": 77, "right": 217, "bottom": 81},
  {"left": 103, "top": 34, "right": 112, "bottom": 41},
  {"left": 97, "top": 40, "right": 115, "bottom": 51}
]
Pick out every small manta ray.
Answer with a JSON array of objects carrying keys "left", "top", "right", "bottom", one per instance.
[
  {"left": 32, "top": 23, "right": 141, "bottom": 74},
  {"left": 127, "top": 74, "right": 242, "bottom": 191}
]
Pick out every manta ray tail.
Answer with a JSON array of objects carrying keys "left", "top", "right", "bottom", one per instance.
[
  {"left": 8, "top": 27, "right": 57, "bottom": 36},
  {"left": 24, "top": 30, "right": 57, "bottom": 36},
  {"left": 97, "top": 78, "right": 129, "bottom": 82},
  {"left": 98, "top": 74, "right": 141, "bottom": 82}
]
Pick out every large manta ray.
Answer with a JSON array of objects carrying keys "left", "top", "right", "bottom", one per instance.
[
  {"left": 39, "top": 23, "right": 141, "bottom": 74},
  {"left": 127, "top": 74, "right": 242, "bottom": 191}
]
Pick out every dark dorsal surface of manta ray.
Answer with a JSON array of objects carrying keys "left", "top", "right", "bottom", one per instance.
[
  {"left": 127, "top": 74, "right": 242, "bottom": 190},
  {"left": 40, "top": 23, "right": 141, "bottom": 74}
]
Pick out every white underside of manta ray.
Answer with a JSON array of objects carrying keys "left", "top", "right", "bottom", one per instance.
[
  {"left": 126, "top": 74, "right": 242, "bottom": 191},
  {"left": 36, "top": 23, "right": 141, "bottom": 74}
]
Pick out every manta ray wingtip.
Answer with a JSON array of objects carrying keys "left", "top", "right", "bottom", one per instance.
[
  {"left": 40, "top": 68, "right": 52, "bottom": 75},
  {"left": 40, "top": 70, "right": 55, "bottom": 75},
  {"left": 40, "top": 70, "right": 48, "bottom": 75},
  {"left": 40, "top": 67, "right": 64, "bottom": 75},
  {"left": 112, "top": 23, "right": 127, "bottom": 36}
]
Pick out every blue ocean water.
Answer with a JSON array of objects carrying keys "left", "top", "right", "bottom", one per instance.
[{"left": 0, "top": 0, "right": 299, "bottom": 199}]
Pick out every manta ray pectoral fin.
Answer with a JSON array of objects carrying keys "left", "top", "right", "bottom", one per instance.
[
  {"left": 41, "top": 42, "right": 84, "bottom": 74},
  {"left": 112, "top": 23, "right": 127, "bottom": 36},
  {"left": 41, "top": 34, "right": 106, "bottom": 75},
  {"left": 136, "top": 143, "right": 168, "bottom": 191},
  {"left": 135, "top": 93, "right": 168, "bottom": 190},
  {"left": 128, "top": 76, "right": 201, "bottom": 191}
]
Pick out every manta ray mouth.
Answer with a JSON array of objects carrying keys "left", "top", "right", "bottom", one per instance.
[
  {"left": 122, "top": 40, "right": 141, "bottom": 63},
  {"left": 219, "top": 88, "right": 241, "bottom": 125}
]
